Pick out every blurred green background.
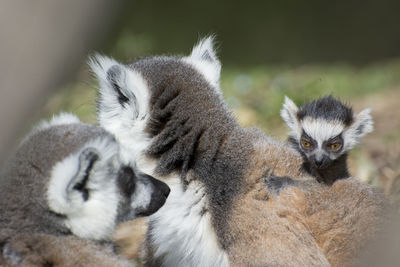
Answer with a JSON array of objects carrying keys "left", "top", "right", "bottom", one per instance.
[{"left": 40, "top": 0, "right": 400, "bottom": 208}]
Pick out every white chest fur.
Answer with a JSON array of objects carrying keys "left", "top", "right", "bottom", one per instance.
[{"left": 148, "top": 178, "right": 229, "bottom": 267}]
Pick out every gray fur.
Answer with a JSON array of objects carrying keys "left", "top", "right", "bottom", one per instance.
[
  {"left": 0, "top": 116, "right": 169, "bottom": 266},
  {"left": 0, "top": 122, "right": 105, "bottom": 236},
  {"left": 131, "top": 57, "right": 249, "bottom": 246}
]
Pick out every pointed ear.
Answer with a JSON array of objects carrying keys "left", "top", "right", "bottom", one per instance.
[
  {"left": 67, "top": 148, "right": 100, "bottom": 201},
  {"left": 89, "top": 54, "right": 149, "bottom": 128},
  {"left": 280, "top": 96, "right": 301, "bottom": 137},
  {"left": 183, "top": 36, "right": 221, "bottom": 88},
  {"left": 343, "top": 108, "right": 374, "bottom": 150},
  {"left": 190, "top": 36, "right": 219, "bottom": 63}
]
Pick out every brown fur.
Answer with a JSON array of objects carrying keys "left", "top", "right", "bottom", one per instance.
[
  {"left": 0, "top": 233, "right": 130, "bottom": 267},
  {"left": 113, "top": 218, "right": 148, "bottom": 260},
  {"left": 227, "top": 133, "right": 387, "bottom": 267}
]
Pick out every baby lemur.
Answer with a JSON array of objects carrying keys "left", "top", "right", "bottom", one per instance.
[{"left": 281, "top": 95, "right": 373, "bottom": 184}]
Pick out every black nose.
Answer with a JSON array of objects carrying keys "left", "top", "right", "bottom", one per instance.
[
  {"left": 315, "top": 159, "right": 323, "bottom": 167},
  {"left": 137, "top": 174, "right": 170, "bottom": 217},
  {"left": 151, "top": 177, "right": 170, "bottom": 198}
]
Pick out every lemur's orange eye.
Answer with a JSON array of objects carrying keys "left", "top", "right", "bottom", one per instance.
[
  {"left": 330, "top": 143, "right": 341, "bottom": 150},
  {"left": 301, "top": 140, "right": 311, "bottom": 148}
]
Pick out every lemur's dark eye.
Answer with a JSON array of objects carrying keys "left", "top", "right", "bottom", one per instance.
[
  {"left": 329, "top": 143, "right": 341, "bottom": 151},
  {"left": 301, "top": 140, "right": 312, "bottom": 149}
]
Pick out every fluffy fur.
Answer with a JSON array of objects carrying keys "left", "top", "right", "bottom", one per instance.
[
  {"left": 0, "top": 114, "right": 170, "bottom": 266},
  {"left": 281, "top": 96, "right": 374, "bottom": 184},
  {"left": 93, "top": 38, "right": 388, "bottom": 266}
]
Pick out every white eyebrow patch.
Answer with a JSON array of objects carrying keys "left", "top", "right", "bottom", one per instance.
[{"left": 301, "top": 117, "right": 345, "bottom": 146}]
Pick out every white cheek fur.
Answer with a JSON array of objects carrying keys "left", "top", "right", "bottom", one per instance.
[{"left": 47, "top": 137, "right": 121, "bottom": 241}]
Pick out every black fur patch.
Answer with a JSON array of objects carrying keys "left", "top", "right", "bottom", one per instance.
[
  {"left": 356, "top": 123, "right": 365, "bottom": 135},
  {"left": 107, "top": 65, "right": 129, "bottom": 105},
  {"left": 73, "top": 150, "right": 99, "bottom": 201},
  {"left": 265, "top": 175, "right": 295, "bottom": 195},
  {"left": 303, "top": 153, "right": 349, "bottom": 185},
  {"left": 297, "top": 95, "right": 353, "bottom": 126},
  {"left": 117, "top": 166, "right": 136, "bottom": 198}
]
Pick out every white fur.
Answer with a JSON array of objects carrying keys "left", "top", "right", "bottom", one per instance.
[
  {"left": 302, "top": 117, "right": 345, "bottom": 147},
  {"left": 343, "top": 108, "right": 374, "bottom": 151},
  {"left": 24, "top": 113, "right": 81, "bottom": 143},
  {"left": 47, "top": 137, "right": 121, "bottom": 240},
  {"left": 183, "top": 37, "right": 223, "bottom": 97},
  {"left": 280, "top": 96, "right": 301, "bottom": 139},
  {"left": 90, "top": 54, "right": 151, "bottom": 163},
  {"left": 135, "top": 153, "right": 229, "bottom": 267},
  {"left": 302, "top": 108, "right": 373, "bottom": 152},
  {"left": 149, "top": 178, "right": 229, "bottom": 267},
  {"left": 130, "top": 178, "right": 153, "bottom": 211}
]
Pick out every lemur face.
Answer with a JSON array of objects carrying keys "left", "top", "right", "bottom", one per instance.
[
  {"left": 298, "top": 125, "right": 344, "bottom": 169},
  {"left": 43, "top": 116, "right": 170, "bottom": 240},
  {"left": 281, "top": 96, "right": 373, "bottom": 168}
]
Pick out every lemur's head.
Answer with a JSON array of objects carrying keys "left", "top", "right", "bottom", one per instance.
[
  {"left": 280, "top": 96, "right": 373, "bottom": 169},
  {"left": 0, "top": 114, "right": 169, "bottom": 241}
]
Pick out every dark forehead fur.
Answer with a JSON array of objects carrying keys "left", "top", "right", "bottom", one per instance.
[
  {"left": 130, "top": 57, "right": 253, "bottom": 249},
  {"left": 0, "top": 123, "right": 112, "bottom": 236},
  {"left": 297, "top": 95, "right": 354, "bottom": 126}
]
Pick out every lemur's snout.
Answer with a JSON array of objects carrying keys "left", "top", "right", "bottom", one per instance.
[
  {"left": 311, "top": 155, "right": 330, "bottom": 169},
  {"left": 139, "top": 174, "right": 170, "bottom": 216},
  {"left": 314, "top": 159, "right": 323, "bottom": 168},
  {"left": 151, "top": 176, "right": 170, "bottom": 199}
]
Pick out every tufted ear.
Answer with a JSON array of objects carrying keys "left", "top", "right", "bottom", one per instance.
[
  {"left": 189, "top": 36, "right": 219, "bottom": 63},
  {"left": 343, "top": 108, "right": 374, "bottom": 150},
  {"left": 183, "top": 36, "right": 221, "bottom": 89},
  {"left": 89, "top": 55, "right": 150, "bottom": 131},
  {"left": 280, "top": 96, "right": 301, "bottom": 138}
]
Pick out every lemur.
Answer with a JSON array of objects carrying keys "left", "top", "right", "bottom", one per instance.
[
  {"left": 91, "top": 37, "right": 388, "bottom": 267},
  {"left": 280, "top": 96, "right": 373, "bottom": 184},
  {"left": 0, "top": 113, "right": 170, "bottom": 266}
]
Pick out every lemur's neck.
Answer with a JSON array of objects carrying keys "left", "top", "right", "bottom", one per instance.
[{"left": 305, "top": 153, "right": 349, "bottom": 185}]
